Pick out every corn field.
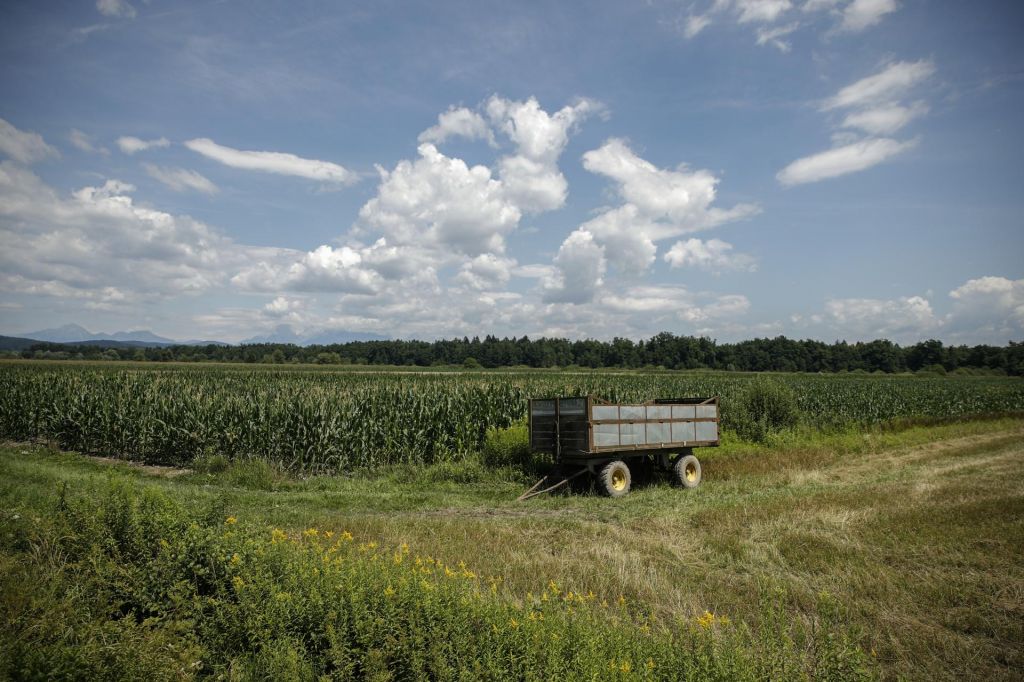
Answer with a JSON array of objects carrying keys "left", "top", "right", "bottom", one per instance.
[{"left": 1, "top": 362, "right": 1021, "bottom": 472}]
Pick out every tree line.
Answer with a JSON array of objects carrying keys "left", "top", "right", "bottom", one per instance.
[{"left": 7, "top": 333, "right": 1024, "bottom": 376}]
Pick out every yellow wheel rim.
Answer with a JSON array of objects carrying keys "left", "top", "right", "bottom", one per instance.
[
  {"left": 685, "top": 463, "right": 697, "bottom": 482},
  {"left": 611, "top": 468, "right": 627, "bottom": 491}
]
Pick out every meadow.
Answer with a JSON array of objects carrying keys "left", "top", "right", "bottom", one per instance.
[{"left": 1, "top": 361, "right": 1022, "bottom": 680}]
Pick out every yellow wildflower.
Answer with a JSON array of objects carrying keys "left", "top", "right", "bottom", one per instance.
[
  {"left": 696, "top": 611, "right": 716, "bottom": 629},
  {"left": 620, "top": 660, "right": 632, "bottom": 673},
  {"left": 232, "top": 576, "right": 245, "bottom": 589},
  {"left": 646, "top": 658, "right": 656, "bottom": 671},
  {"left": 617, "top": 595, "right": 626, "bottom": 607},
  {"left": 509, "top": 618, "right": 519, "bottom": 629},
  {"left": 230, "top": 553, "right": 241, "bottom": 566},
  {"left": 341, "top": 530, "right": 353, "bottom": 541},
  {"left": 270, "top": 528, "right": 287, "bottom": 544},
  {"left": 303, "top": 528, "right": 318, "bottom": 538},
  {"left": 225, "top": 516, "right": 237, "bottom": 525},
  {"left": 384, "top": 585, "right": 395, "bottom": 597}
]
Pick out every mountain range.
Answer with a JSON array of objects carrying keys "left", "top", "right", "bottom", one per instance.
[{"left": 8, "top": 323, "right": 388, "bottom": 347}]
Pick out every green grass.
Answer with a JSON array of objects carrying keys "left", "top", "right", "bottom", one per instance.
[{"left": 2, "top": 417, "right": 1023, "bottom": 679}]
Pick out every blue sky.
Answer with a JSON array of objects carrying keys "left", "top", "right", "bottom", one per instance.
[{"left": 1, "top": 0, "right": 1022, "bottom": 344}]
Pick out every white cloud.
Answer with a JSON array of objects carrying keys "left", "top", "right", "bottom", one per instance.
[
  {"left": 664, "top": 238, "right": 757, "bottom": 272},
  {"left": 0, "top": 161, "right": 237, "bottom": 300},
  {"left": 96, "top": 0, "right": 135, "bottom": 18},
  {"left": 116, "top": 136, "right": 170, "bottom": 154},
  {"left": 542, "top": 229, "right": 606, "bottom": 304},
  {"left": 756, "top": 22, "right": 799, "bottom": 51},
  {"left": 949, "top": 276, "right": 1024, "bottom": 335},
  {"left": 841, "top": 101, "right": 928, "bottom": 135},
  {"left": 823, "top": 60, "right": 935, "bottom": 110},
  {"left": 454, "top": 253, "right": 516, "bottom": 291},
  {"left": 231, "top": 245, "right": 381, "bottom": 294},
  {"left": 838, "top": 0, "right": 898, "bottom": 32},
  {"left": 487, "top": 96, "right": 599, "bottom": 213},
  {"left": 69, "top": 129, "right": 109, "bottom": 155},
  {"left": 802, "top": 0, "right": 841, "bottom": 11},
  {"left": 778, "top": 60, "right": 933, "bottom": 185},
  {"left": 185, "top": 137, "right": 356, "bottom": 185},
  {"left": 418, "top": 107, "right": 495, "bottom": 146},
  {"left": 825, "top": 295, "right": 939, "bottom": 337},
  {"left": 777, "top": 136, "right": 916, "bottom": 185},
  {"left": 264, "top": 296, "right": 304, "bottom": 316},
  {"left": 0, "top": 118, "right": 59, "bottom": 164},
  {"left": 683, "top": 14, "right": 712, "bottom": 38},
  {"left": 357, "top": 142, "right": 520, "bottom": 257},
  {"left": 603, "top": 285, "right": 751, "bottom": 322},
  {"left": 143, "top": 164, "right": 218, "bottom": 195},
  {"left": 576, "top": 138, "right": 758, "bottom": 271},
  {"left": 583, "top": 138, "right": 757, "bottom": 232},
  {"left": 735, "top": 0, "right": 793, "bottom": 24}
]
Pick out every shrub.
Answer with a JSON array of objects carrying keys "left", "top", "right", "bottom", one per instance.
[
  {"left": 733, "top": 376, "right": 800, "bottom": 443},
  {"left": 480, "top": 420, "right": 531, "bottom": 468}
]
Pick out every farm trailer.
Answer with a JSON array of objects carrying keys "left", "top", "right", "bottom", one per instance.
[{"left": 522, "top": 396, "right": 720, "bottom": 498}]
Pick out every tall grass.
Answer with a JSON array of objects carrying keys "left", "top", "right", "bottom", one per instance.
[{"left": 0, "top": 478, "right": 874, "bottom": 680}]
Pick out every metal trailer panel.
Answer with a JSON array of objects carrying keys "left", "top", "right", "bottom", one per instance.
[{"left": 529, "top": 395, "right": 719, "bottom": 461}]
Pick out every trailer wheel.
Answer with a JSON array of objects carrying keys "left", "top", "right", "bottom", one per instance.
[
  {"left": 673, "top": 454, "right": 702, "bottom": 489},
  {"left": 598, "top": 460, "right": 631, "bottom": 497}
]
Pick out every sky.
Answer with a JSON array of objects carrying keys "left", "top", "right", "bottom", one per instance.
[{"left": 1, "top": 0, "right": 1022, "bottom": 345}]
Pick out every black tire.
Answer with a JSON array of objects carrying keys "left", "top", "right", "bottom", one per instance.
[
  {"left": 673, "top": 454, "right": 702, "bottom": 489},
  {"left": 598, "top": 460, "right": 631, "bottom": 497}
]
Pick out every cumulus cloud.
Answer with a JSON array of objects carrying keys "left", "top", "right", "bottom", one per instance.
[
  {"left": 574, "top": 138, "right": 758, "bottom": 271},
  {"left": 824, "top": 295, "right": 938, "bottom": 337},
  {"left": 0, "top": 118, "right": 59, "bottom": 164},
  {"left": 116, "top": 136, "right": 170, "bottom": 154},
  {"left": 948, "top": 276, "right": 1024, "bottom": 338},
  {"left": 357, "top": 142, "right": 520, "bottom": 257},
  {"left": 823, "top": 60, "right": 935, "bottom": 111},
  {"left": 419, "top": 107, "right": 495, "bottom": 146},
  {"left": 838, "top": 0, "right": 898, "bottom": 32},
  {"left": 0, "top": 161, "right": 237, "bottom": 300},
  {"left": 454, "top": 253, "right": 516, "bottom": 291},
  {"left": 487, "top": 96, "right": 600, "bottom": 213},
  {"left": 144, "top": 164, "right": 218, "bottom": 195},
  {"left": 542, "top": 229, "right": 606, "bottom": 304},
  {"left": 231, "top": 244, "right": 381, "bottom": 295},
  {"left": 663, "top": 238, "right": 757, "bottom": 272},
  {"left": 185, "top": 137, "right": 356, "bottom": 185},
  {"left": 96, "top": 0, "right": 135, "bottom": 18},
  {"left": 603, "top": 285, "right": 751, "bottom": 323},
  {"left": 69, "top": 129, "right": 109, "bottom": 155},
  {"left": 777, "top": 137, "right": 916, "bottom": 185}
]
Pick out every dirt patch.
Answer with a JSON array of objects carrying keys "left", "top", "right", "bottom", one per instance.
[{"left": 87, "top": 455, "right": 192, "bottom": 478}]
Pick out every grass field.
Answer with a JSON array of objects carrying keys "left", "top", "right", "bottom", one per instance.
[{"left": 2, "top": 416, "right": 1022, "bottom": 680}]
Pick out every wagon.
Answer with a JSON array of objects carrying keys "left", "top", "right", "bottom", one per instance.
[{"left": 523, "top": 396, "right": 720, "bottom": 498}]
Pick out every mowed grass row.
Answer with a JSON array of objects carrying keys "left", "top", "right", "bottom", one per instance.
[{"left": 1, "top": 361, "right": 1022, "bottom": 471}]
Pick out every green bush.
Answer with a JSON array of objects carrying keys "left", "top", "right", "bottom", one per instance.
[
  {"left": 480, "top": 420, "right": 531, "bottom": 468},
  {"left": 733, "top": 376, "right": 800, "bottom": 443}
]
